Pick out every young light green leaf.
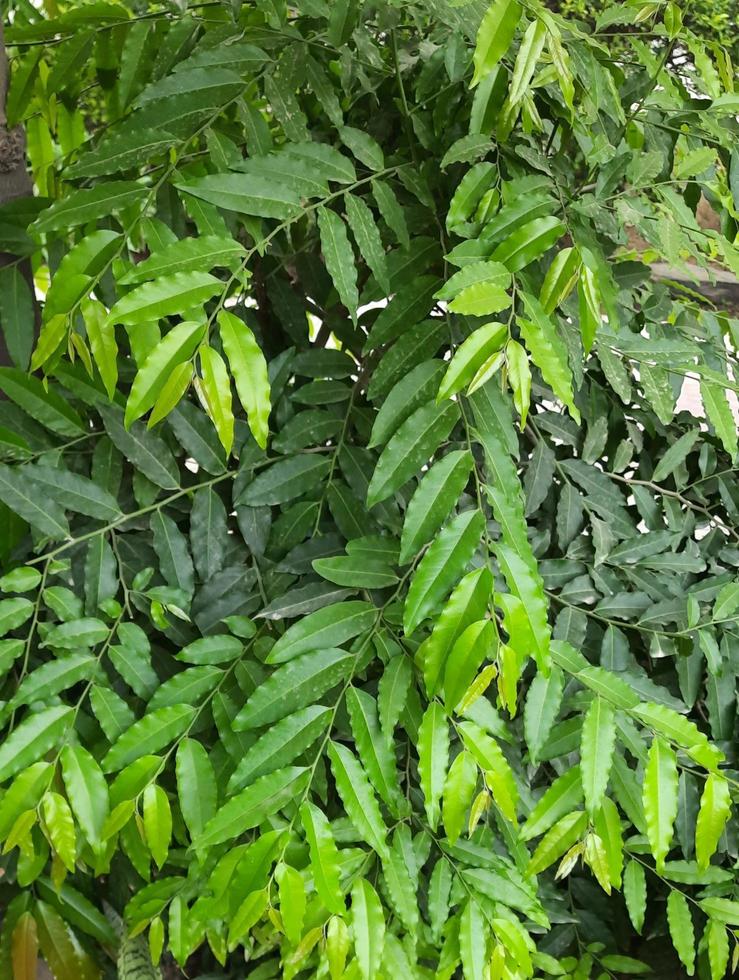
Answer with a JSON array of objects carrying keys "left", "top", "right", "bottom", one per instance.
[
  {"left": 580, "top": 697, "right": 616, "bottom": 816},
  {"left": 472, "top": 0, "right": 522, "bottom": 87},
  {"left": 438, "top": 323, "right": 507, "bottom": 401},
  {"left": 508, "top": 18, "right": 547, "bottom": 105},
  {"left": 197, "top": 344, "right": 234, "bottom": 455},
  {"left": 143, "top": 784, "right": 172, "bottom": 869},
  {"left": 695, "top": 773, "right": 731, "bottom": 871},
  {"left": 41, "top": 792, "right": 76, "bottom": 872},
  {"left": 60, "top": 744, "right": 109, "bottom": 853},
  {"left": 442, "top": 751, "right": 478, "bottom": 845},
  {"left": 125, "top": 320, "right": 205, "bottom": 427},
  {"left": 218, "top": 310, "right": 271, "bottom": 449},
  {"left": 643, "top": 737, "right": 678, "bottom": 872}
]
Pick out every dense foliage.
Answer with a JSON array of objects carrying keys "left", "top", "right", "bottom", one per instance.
[{"left": 0, "top": 0, "right": 739, "bottom": 977}]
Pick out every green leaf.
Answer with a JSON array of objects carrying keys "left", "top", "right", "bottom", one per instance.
[
  {"left": 399, "top": 450, "right": 473, "bottom": 564},
  {"left": 41, "top": 792, "right": 76, "bottom": 872},
  {"left": 540, "top": 247, "right": 581, "bottom": 313},
  {"left": 240, "top": 455, "right": 331, "bottom": 507},
  {"left": 372, "top": 179, "right": 409, "bottom": 249},
  {"left": 509, "top": 18, "right": 547, "bottom": 105},
  {"left": 643, "top": 737, "right": 678, "bottom": 872},
  {"left": 460, "top": 899, "right": 487, "bottom": 980},
  {"left": 443, "top": 619, "right": 495, "bottom": 713},
  {"left": 300, "top": 801, "right": 344, "bottom": 915},
  {"left": 125, "top": 321, "right": 205, "bottom": 426},
  {"left": 0, "top": 368, "right": 84, "bottom": 436},
  {"left": 107, "top": 272, "right": 221, "bottom": 327},
  {"left": 39, "top": 911, "right": 95, "bottom": 980},
  {"left": 340, "top": 126, "right": 385, "bottom": 171},
  {"left": 218, "top": 310, "right": 270, "bottom": 449},
  {"left": 518, "top": 295, "right": 580, "bottom": 422},
  {"left": 377, "top": 655, "right": 413, "bottom": 741},
  {"left": 60, "top": 745, "right": 109, "bottom": 853},
  {"left": 318, "top": 206, "right": 358, "bottom": 323},
  {"left": 404, "top": 509, "right": 484, "bottom": 635},
  {"left": 234, "top": 648, "right": 354, "bottom": 729},
  {"left": 102, "top": 705, "right": 196, "bottom": 773},
  {"left": 369, "top": 360, "right": 445, "bottom": 448},
  {"left": 267, "top": 600, "right": 376, "bottom": 664},
  {"left": 420, "top": 566, "right": 493, "bottom": 697},
  {"left": 695, "top": 773, "right": 731, "bottom": 871},
  {"left": 276, "top": 862, "right": 306, "bottom": 946},
  {"left": 492, "top": 216, "right": 565, "bottom": 272},
  {"left": 418, "top": 702, "right": 449, "bottom": 830},
  {"left": 11, "top": 655, "right": 96, "bottom": 715},
  {"left": 351, "top": 879, "right": 385, "bottom": 980},
  {"left": 34, "top": 181, "right": 148, "bottom": 234},
  {"left": 442, "top": 751, "right": 478, "bottom": 845},
  {"left": 521, "top": 766, "right": 583, "bottom": 840},
  {"left": 0, "top": 707, "right": 72, "bottom": 782},
  {"left": 175, "top": 738, "right": 217, "bottom": 839},
  {"left": 623, "top": 858, "right": 647, "bottom": 933},
  {"left": 228, "top": 705, "right": 331, "bottom": 791},
  {"left": 143, "top": 783, "right": 172, "bottom": 869},
  {"left": 345, "top": 193, "right": 390, "bottom": 295},
  {"left": 175, "top": 173, "right": 302, "bottom": 219},
  {"left": 121, "top": 235, "right": 245, "bottom": 284},
  {"left": 580, "top": 697, "right": 616, "bottom": 816},
  {"left": 196, "top": 767, "right": 309, "bottom": 850},
  {"left": 438, "top": 323, "right": 507, "bottom": 400},
  {"left": 472, "top": 0, "right": 522, "bottom": 86},
  {"left": 328, "top": 741, "right": 388, "bottom": 857},
  {"left": 99, "top": 404, "right": 180, "bottom": 489},
  {"left": 0, "top": 267, "right": 34, "bottom": 369},
  {"left": 523, "top": 666, "right": 564, "bottom": 764},
  {"left": 667, "top": 890, "right": 695, "bottom": 975},
  {"left": 701, "top": 380, "right": 737, "bottom": 460},
  {"left": 29, "top": 464, "right": 122, "bottom": 522},
  {"left": 652, "top": 428, "right": 700, "bottom": 482},
  {"left": 346, "top": 688, "right": 400, "bottom": 811},
  {"left": 313, "top": 556, "right": 398, "bottom": 588}
]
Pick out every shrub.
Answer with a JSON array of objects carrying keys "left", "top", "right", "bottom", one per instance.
[{"left": 0, "top": 0, "right": 738, "bottom": 977}]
